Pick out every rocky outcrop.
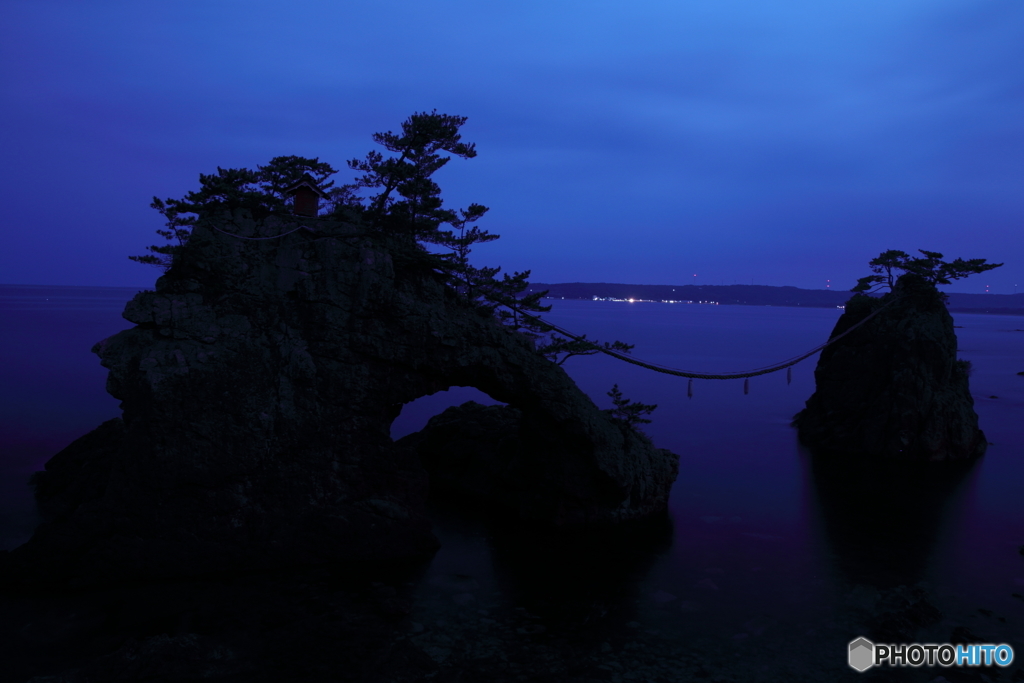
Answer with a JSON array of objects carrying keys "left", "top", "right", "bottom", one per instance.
[
  {"left": 397, "top": 401, "right": 677, "bottom": 523},
  {"left": 3, "top": 210, "right": 678, "bottom": 586},
  {"left": 794, "top": 273, "right": 986, "bottom": 461}
]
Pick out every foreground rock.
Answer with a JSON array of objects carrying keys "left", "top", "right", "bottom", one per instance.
[
  {"left": 794, "top": 273, "right": 986, "bottom": 461},
  {"left": 2, "top": 211, "right": 678, "bottom": 587},
  {"left": 2, "top": 563, "right": 999, "bottom": 683}
]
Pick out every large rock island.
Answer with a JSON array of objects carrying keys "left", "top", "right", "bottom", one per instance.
[
  {"left": 2, "top": 208, "right": 678, "bottom": 587},
  {"left": 794, "top": 273, "right": 987, "bottom": 461}
]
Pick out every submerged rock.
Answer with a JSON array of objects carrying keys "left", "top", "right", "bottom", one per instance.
[
  {"left": 794, "top": 273, "right": 986, "bottom": 461},
  {"left": 4, "top": 211, "right": 678, "bottom": 586}
]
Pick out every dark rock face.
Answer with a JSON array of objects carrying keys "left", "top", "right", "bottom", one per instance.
[
  {"left": 397, "top": 401, "right": 678, "bottom": 523},
  {"left": 5, "top": 212, "right": 678, "bottom": 586},
  {"left": 795, "top": 273, "right": 986, "bottom": 461}
]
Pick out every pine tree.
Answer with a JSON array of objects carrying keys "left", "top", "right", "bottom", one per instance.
[
  {"left": 347, "top": 110, "right": 475, "bottom": 239},
  {"left": 538, "top": 335, "right": 635, "bottom": 366},
  {"left": 131, "top": 157, "right": 340, "bottom": 269},
  {"left": 431, "top": 203, "right": 498, "bottom": 300},
  {"left": 348, "top": 112, "right": 554, "bottom": 327},
  {"left": 129, "top": 114, "right": 625, "bottom": 369},
  {"left": 606, "top": 384, "right": 658, "bottom": 428},
  {"left": 257, "top": 156, "right": 337, "bottom": 200},
  {"left": 852, "top": 249, "right": 1003, "bottom": 294},
  {"left": 479, "top": 270, "right": 552, "bottom": 332}
]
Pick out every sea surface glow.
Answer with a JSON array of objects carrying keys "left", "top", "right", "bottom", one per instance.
[{"left": 2, "top": 286, "right": 1023, "bottom": 676}]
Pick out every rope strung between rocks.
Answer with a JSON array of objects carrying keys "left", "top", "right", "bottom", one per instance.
[
  {"left": 211, "top": 224, "right": 310, "bottom": 241},
  {"left": 516, "top": 296, "right": 895, "bottom": 381},
  {"left": 204, "top": 218, "right": 893, "bottom": 380},
  {"left": 210, "top": 219, "right": 372, "bottom": 242}
]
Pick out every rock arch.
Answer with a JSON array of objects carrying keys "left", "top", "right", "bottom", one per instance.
[{"left": 4, "top": 215, "right": 678, "bottom": 586}]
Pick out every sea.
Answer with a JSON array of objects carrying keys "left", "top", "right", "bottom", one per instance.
[{"left": 2, "top": 284, "right": 1023, "bottom": 678}]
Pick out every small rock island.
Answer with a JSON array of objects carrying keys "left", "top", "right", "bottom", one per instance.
[{"left": 795, "top": 271, "right": 987, "bottom": 461}]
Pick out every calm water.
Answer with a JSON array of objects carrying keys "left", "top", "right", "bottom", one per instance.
[{"left": 3, "top": 286, "right": 1023, "bottom": 677}]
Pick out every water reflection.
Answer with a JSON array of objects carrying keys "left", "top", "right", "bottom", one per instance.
[
  {"left": 805, "top": 447, "right": 981, "bottom": 589},
  {"left": 412, "top": 496, "right": 673, "bottom": 636}
]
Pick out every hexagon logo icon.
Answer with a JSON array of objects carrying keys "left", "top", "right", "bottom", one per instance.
[{"left": 849, "top": 637, "right": 874, "bottom": 672}]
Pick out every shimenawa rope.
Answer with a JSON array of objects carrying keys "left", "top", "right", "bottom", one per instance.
[
  {"left": 205, "top": 215, "right": 892, "bottom": 382},
  {"left": 514, "top": 296, "right": 893, "bottom": 381}
]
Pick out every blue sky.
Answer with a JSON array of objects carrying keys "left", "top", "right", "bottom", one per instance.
[{"left": 2, "top": 0, "right": 1021, "bottom": 292}]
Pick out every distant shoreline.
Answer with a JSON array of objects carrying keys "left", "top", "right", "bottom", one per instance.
[
  {"left": 529, "top": 282, "right": 1024, "bottom": 316},
  {"left": 3, "top": 282, "right": 1022, "bottom": 316}
]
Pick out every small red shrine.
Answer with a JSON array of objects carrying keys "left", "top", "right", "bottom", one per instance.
[{"left": 284, "top": 175, "right": 328, "bottom": 217}]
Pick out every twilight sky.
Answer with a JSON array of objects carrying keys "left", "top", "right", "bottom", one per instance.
[{"left": 2, "top": 0, "right": 1021, "bottom": 293}]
